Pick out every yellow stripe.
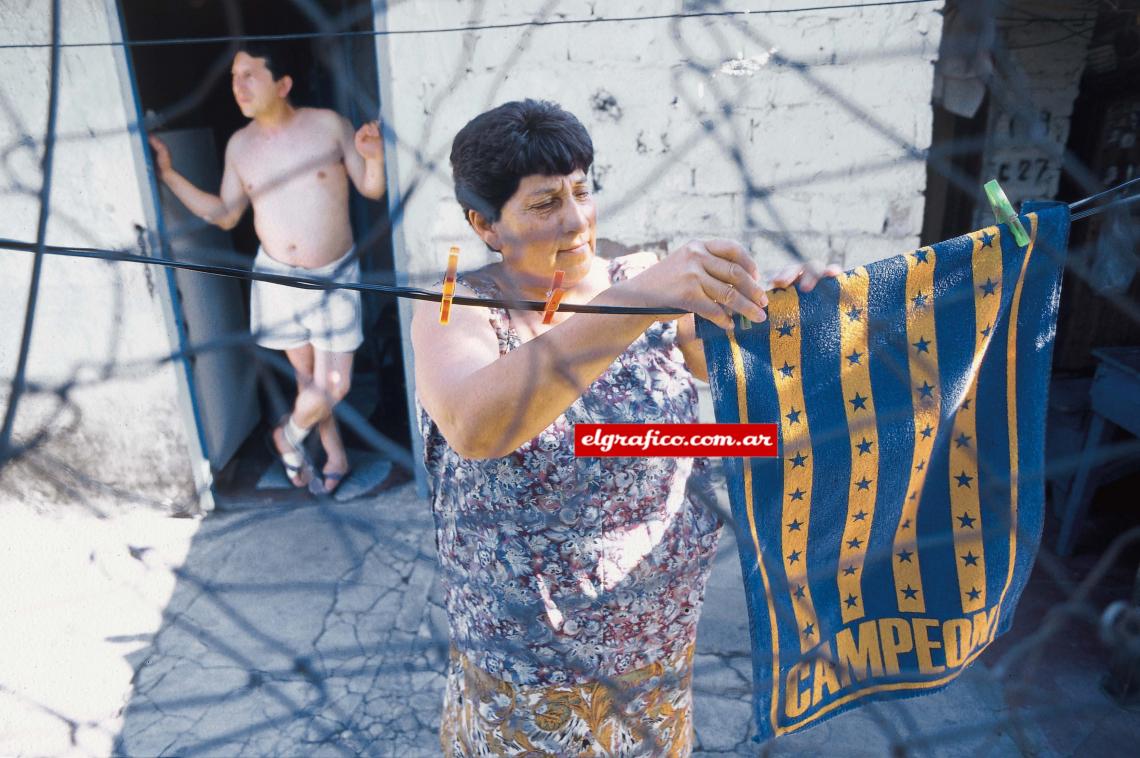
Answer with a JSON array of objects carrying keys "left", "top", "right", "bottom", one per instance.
[
  {"left": 726, "top": 331, "right": 782, "bottom": 734},
  {"left": 990, "top": 213, "right": 1039, "bottom": 644},
  {"left": 948, "top": 227, "right": 1002, "bottom": 612},
  {"left": 768, "top": 288, "right": 821, "bottom": 652},
  {"left": 835, "top": 268, "right": 877, "bottom": 624},
  {"left": 774, "top": 219, "right": 1044, "bottom": 735},
  {"left": 773, "top": 627, "right": 995, "bottom": 735},
  {"left": 893, "top": 247, "right": 938, "bottom": 614}
]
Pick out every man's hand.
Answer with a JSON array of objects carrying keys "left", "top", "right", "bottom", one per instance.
[
  {"left": 148, "top": 135, "right": 172, "bottom": 179},
  {"left": 353, "top": 121, "right": 383, "bottom": 161},
  {"left": 147, "top": 134, "right": 248, "bottom": 230}
]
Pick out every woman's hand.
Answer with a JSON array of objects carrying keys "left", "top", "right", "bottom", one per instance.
[
  {"left": 620, "top": 239, "right": 769, "bottom": 330},
  {"left": 765, "top": 261, "right": 845, "bottom": 293},
  {"left": 620, "top": 240, "right": 844, "bottom": 330},
  {"left": 667, "top": 254, "right": 844, "bottom": 379}
]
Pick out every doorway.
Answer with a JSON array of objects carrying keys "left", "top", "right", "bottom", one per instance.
[
  {"left": 1055, "top": 4, "right": 1140, "bottom": 375},
  {"left": 117, "top": 0, "right": 410, "bottom": 498}
]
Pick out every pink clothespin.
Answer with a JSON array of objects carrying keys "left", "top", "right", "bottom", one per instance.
[{"left": 542, "top": 270, "right": 565, "bottom": 325}]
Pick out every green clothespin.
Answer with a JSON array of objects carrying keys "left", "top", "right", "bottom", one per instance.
[
  {"left": 739, "top": 315, "right": 752, "bottom": 330},
  {"left": 984, "top": 179, "right": 1030, "bottom": 247}
]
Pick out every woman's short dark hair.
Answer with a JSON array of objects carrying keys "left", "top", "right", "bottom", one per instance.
[{"left": 450, "top": 99, "right": 594, "bottom": 223}]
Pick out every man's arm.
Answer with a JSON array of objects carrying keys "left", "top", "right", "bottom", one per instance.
[
  {"left": 149, "top": 135, "right": 249, "bottom": 230},
  {"left": 339, "top": 116, "right": 385, "bottom": 200}
]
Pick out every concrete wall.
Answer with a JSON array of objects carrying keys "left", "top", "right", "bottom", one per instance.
[
  {"left": 0, "top": 0, "right": 950, "bottom": 505},
  {"left": 376, "top": 0, "right": 944, "bottom": 492},
  {"left": 0, "top": 0, "right": 203, "bottom": 512},
  {"left": 380, "top": 0, "right": 944, "bottom": 278}
]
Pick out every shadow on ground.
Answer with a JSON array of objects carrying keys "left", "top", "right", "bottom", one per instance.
[
  {"left": 116, "top": 485, "right": 448, "bottom": 756},
  {"left": 113, "top": 481, "right": 1140, "bottom": 756}
]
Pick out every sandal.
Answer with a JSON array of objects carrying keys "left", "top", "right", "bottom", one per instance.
[
  {"left": 265, "top": 417, "right": 312, "bottom": 488},
  {"left": 310, "top": 467, "right": 351, "bottom": 497}
]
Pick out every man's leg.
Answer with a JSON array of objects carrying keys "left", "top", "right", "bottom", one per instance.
[
  {"left": 271, "top": 343, "right": 317, "bottom": 487},
  {"left": 312, "top": 349, "right": 354, "bottom": 491},
  {"left": 287, "top": 347, "right": 340, "bottom": 429}
]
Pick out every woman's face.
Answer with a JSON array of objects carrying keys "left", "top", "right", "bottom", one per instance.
[{"left": 484, "top": 169, "right": 597, "bottom": 288}]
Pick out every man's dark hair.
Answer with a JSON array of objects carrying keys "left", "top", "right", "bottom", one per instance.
[
  {"left": 450, "top": 99, "right": 594, "bottom": 223},
  {"left": 236, "top": 42, "right": 295, "bottom": 82}
]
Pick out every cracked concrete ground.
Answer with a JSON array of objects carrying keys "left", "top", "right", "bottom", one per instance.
[
  {"left": 692, "top": 530, "right": 1053, "bottom": 757},
  {"left": 115, "top": 486, "right": 447, "bottom": 757},
  {"left": 4, "top": 481, "right": 1131, "bottom": 756}
]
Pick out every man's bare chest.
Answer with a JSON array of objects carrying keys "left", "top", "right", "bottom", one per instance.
[{"left": 235, "top": 135, "right": 344, "bottom": 196}]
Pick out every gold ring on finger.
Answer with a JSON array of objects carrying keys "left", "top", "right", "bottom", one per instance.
[{"left": 720, "top": 282, "right": 735, "bottom": 306}]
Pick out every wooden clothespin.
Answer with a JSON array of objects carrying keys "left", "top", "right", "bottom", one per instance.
[
  {"left": 439, "top": 246, "right": 460, "bottom": 324},
  {"left": 984, "top": 179, "right": 1030, "bottom": 247},
  {"left": 542, "top": 270, "right": 565, "bottom": 325}
]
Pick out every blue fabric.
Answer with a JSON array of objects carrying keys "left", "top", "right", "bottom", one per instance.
[{"left": 696, "top": 204, "right": 1069, "bottom": 740}]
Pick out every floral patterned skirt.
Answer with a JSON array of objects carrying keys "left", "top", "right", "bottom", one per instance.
[{"left": 440, "top": 645, "right": 696, "bottom": 757}]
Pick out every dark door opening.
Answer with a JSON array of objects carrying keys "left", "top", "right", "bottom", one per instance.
[
  {"left": 1056, "top": 6, "right": 1140, "bottom": 376},
  {"left": 118, "top": 0, "right": 410, "bottom": 497}
]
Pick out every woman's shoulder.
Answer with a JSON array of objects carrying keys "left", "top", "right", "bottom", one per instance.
[{"left": 456, "top": 263, "right": 503, "bottom": 298}]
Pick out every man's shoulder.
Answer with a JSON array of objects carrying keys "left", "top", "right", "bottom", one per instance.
[
  {"left": 298, "top": 107, "right": 348, "bottom": 130},
  {"left": 226, "top": 122, "right": 256, "bottom": 152}
]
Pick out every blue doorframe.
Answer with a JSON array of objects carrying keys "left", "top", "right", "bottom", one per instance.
[{"left": 105, "top": 0, "right": 216, "bottom": 512}]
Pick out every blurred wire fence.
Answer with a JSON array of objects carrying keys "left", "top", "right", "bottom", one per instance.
[{"left": 1, "top": 0, "right": 1138, "bottom": 755}]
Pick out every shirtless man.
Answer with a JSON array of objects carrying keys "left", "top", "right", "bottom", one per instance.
[{"left": 150, "top": 46, "right": 385, "bottom": 495}]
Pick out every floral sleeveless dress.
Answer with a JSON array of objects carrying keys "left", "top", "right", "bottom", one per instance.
[{"left": 419, "top": 256, "right": 722, "bottom": 756}]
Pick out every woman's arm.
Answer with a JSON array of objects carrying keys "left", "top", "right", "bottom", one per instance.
[
  {"left": 413, "top": 283, "right": 657, "bottom": 458},
  {"left": 413, "top": 240, "right": 768, "bottom": 459},
  {"left": 676, "top": 314, "right": 709, "bottom": 382}
]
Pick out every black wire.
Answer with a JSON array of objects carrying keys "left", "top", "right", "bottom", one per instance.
[
  {"left": 1071, "top": 192, "right": 1140, "bottom": 222},
  {"left": 1069, "top": 175, "right": 1140, "bottom": 211},
  {"left": 1004, "top": 26, "right": 1095, "bottom": 51},
  {"left": 996, "top": 16, "right": 1097, "bottom": 28},
  {"left": 0, "top": 203, "right": 1126, "bottom": 308},
  {"left": 2, "top": 0, "right": 1133, "bottom": 748},
  {"left": 0, "top": 0, "right": 940, "bottom": 50},
  {"left": 995, "top": 0, "right": 1098, "bottom": 31},
  {"left": 0, "top": 240, "right": 687, "bottom": 316},
  {"left": 997, "top": 0, "right": 1096, "bottom": 52},
  {"left": 0, "top": 0, "right": 61, "bottom": 457},
  {"left": 0, "top": 176, "right": 1130, "bottom": 315}
]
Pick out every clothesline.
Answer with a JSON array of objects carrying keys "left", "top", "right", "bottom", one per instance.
[
  {"left": 0, "top": 1, "right": 939, "bottom": 50},
  {"left": 0, "top": 177, "right": 1134, "bottom": 315}
]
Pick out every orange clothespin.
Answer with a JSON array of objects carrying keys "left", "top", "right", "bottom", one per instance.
[
  {"left": 542, "top": 270, "right": 565, "bottom": 325},
  {"left": 439, "top": 246, "right": 460, "bottom": 324}
]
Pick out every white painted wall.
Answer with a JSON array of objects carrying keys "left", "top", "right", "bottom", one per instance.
[
  {"left": 377, "top": 1, "right": 944, "bottom": 486},
  {"left": 0, "top": 0, "right": 201, "bottom": 512},
  {"left": 380, "top": 0, "right": 944, "bottom": 278}
]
